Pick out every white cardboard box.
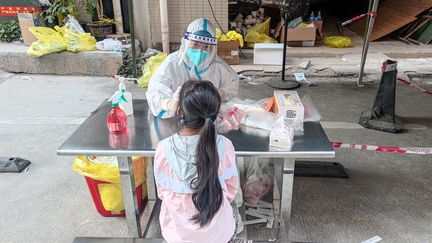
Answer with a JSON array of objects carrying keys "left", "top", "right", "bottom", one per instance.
[
  {"left": 253, "top": 43, "right": 284, "bottom": 65},
  {"left": 273, "top": 90, "right": 304, "bottom": 131}
]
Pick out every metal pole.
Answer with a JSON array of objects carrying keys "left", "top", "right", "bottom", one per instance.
[
  {"left": 160, "top": 0, "right": 170, "bottom": 53},
  {"left": 128, "top": 0, "right": 138, "bottom": 78},
  {"left": 118, "top": 156, "right": 142, "bottom": 237},
  {"left": 281, "top": 10, "right": 289, "bottom": 81},
  {"left": 357, "top": 0, "right": 379, "bottom": 87},
  {"left": 266, "top": 1, "right": 300, "bottom": 90}
]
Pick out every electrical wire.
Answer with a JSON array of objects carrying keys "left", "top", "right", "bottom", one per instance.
[{"left": 207, "top": 0, "right": 249, "bottom": 58}]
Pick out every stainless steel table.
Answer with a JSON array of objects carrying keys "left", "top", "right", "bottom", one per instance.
[{"left": 57, "top": 99, "right": 335, "bottom": 241}]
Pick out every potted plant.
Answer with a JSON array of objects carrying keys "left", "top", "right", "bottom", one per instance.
[
  {"left": 40, "top": 0, "right": 78, "bottom": 27},
  {"left": 85, "top": 0, "right": 114, "bottom": 40},
  {"left": 0, "top": 20, "right": 21, "bottom": 43}
]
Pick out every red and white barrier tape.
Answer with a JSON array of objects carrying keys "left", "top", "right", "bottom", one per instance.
[
  {"left": 398, "top": 78, "right": 432, "bottom": 96},
  {"left": 341, "top": 12, "right": 377, "bottom": 26},
  {"left": 331, "top": 141, "right": 432, "bottom": 155}
]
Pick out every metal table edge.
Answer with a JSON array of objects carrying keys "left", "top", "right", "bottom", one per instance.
[{"left": 57, "top": 149, "right": 335, "bottom": 158}]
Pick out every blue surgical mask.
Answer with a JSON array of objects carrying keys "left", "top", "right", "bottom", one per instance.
[{"left": 186, "top": 48, "right": 208, "bottom": 66}]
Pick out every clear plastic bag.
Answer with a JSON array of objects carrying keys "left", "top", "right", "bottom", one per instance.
[
  {"left": 216, "top": 105, "right": 245, "bottom": 134},
  {"left": 242, "top": 111, "right": 276, "bottom": 131},
  {"left": 63, "top": 14, "right": 84, "bottom": 33},
  {"left": 302, "top": 95, "right": 321, "bottom": 122},
  {"left": 226, "top": 97, "right": 273, "bottom": 113},
  {"left": 244, "top": 158, "right": 272, "bottom": 205}
]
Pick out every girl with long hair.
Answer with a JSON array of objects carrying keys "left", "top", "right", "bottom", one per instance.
[{"left": 154, "top": 80, "right": 239, "bottom": 242}]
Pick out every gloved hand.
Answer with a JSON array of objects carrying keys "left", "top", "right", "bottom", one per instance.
[{"left": 161, "top": 86, "right": 181, "bottom": 112}]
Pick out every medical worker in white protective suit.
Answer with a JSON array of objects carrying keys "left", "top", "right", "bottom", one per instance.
[
  {"left": 146, "top": 18, "right": 244, "bottom": 233},
  {"left": 146, "top": 18, "right": 239, "bottom": 119}
]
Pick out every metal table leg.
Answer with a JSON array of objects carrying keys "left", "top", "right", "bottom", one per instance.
[
  {"left": 118, "top": 156, "right": 142, "bottom": 237},
  {"left": 278, "top": 158, "right": 295, "bottom": 241},
  {"left": 141, "top": 156, "right": 157, "bottom": 237}
]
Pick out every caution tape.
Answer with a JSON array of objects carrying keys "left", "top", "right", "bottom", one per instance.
[
  {"left": 398, "top": 78, "right": 432, "bottom": 96},
  {"left": 331, "top": 141, "right": 432, "bottom": 155}
]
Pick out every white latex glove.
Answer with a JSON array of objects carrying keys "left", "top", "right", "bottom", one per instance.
[{"left": 161, "top": 86, "right": 181, "bottom": 112}]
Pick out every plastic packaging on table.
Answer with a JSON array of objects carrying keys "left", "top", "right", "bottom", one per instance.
[
  {"left": 324, "top": 36, "right": 354, "bottom": 48},
  {"left": 216, "top": 105, "right": 245, "bottom": 134},
  {"left": 302, "top": 95, "right": 321, "bottom": 122},
  {"left": 244, "top": 158, "right": 272, "bottom": 205},
  {"left": 137, "top": 52, "right": 168, "bottom": 88},
  {"left": 242, "top": 111, "right": 277, "bottom": 131},
  {"left": 225, "top": 98, "right": 272, "bottom": 113},
  {"left": 73, "top": 156, "right": 147, "bottom": 213},
  {"left": 27, "top": 27, "right": 67, "bottom": 57},
  {"left": 96, "top": 38, "right": 122, "bottom": 51}
]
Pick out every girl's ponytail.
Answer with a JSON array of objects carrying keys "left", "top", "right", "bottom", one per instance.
[
  {"left": 178, "top": 80, "right": 223, "bottom": 227},
  {"left": 191, "top": 117, "right": 222, "bottom": 227}
]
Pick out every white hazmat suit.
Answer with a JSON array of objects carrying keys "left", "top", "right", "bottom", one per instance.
[{"left": 146, "top": 18, "right": 239, "bottom": 119}]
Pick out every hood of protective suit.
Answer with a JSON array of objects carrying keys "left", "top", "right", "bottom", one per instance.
[{"left": 179, "top": 18, "right": 217, "bottom": 75}]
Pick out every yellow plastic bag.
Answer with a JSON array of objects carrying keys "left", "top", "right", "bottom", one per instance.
[
  {"left": 216, "top": 29, "right": 244, "bottom": 48},
  {"left": 248, "top": 18, "right": 271, "bottom": 35},
  {"left": 73, "top": 156, "right": 147, "bottom": 213},
  {"left": 324, "top": 36, "right": 354, "bottom": 48},
  {"left": 244, "top": 31, "right": 277, "bottom": 47},
  {"left": 137, "top": 53, "right": 168, "bottom": 88},
  {"left": 98, "top": 183, "right": 147, "bottom": 213},
  {"left": 27, "top": 27, "right": 67, "bottom": 57},
  {"left": 59, "top": 26, "right": 96, "bottom": 52},
  {"left": 73, "top": 156, "right": 146, "bottom": 185}
]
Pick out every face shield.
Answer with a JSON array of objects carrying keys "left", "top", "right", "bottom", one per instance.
[{"left": 179, "top": 19, "right": 218, "bottom": 73}]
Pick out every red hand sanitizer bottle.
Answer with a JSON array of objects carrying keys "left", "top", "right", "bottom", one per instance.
[{"left": 107, "top": 103, "right": 128, "bottom": 134}]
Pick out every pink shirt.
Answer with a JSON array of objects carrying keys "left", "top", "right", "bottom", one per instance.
[{"left": 154, "top": 136, "right": 239, "bottom": 243}]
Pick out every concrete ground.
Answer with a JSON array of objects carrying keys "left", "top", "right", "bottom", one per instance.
[{"left": 0, "top": 70, "right": 431, "bottom": 243}]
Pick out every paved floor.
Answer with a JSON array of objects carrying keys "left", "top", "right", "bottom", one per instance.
[{"left": 0, "top": 71, "right": 431, "bottom": 243}]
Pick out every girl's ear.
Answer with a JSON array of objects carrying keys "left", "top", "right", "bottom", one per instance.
[{"left": 176, "top": 106, "right": 182, "bottom": 117}]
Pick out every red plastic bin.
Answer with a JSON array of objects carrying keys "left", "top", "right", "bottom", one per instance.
[{"left": 84, "top": 176, "right": 146, "bottom": 217}]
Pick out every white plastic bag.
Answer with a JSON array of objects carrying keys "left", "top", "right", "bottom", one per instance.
[
  {"left": 96, "top": 39, "right": 123, "bottom": 51},
  {"left": 244, "top": 158, "right": 272, "bottom": 205}
]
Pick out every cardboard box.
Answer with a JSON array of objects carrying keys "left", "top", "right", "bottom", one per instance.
[
  {"left": 18, "top": 12, "right": 41, "bottom": 46},
  {"left": 278, "top": 20, "right": 323, "bottom": 47},
  {"left": 217, "top": 40, "right": 240, "bottom": 65},
  {"left": 253, "top": 43, "right": 284, "bottom": 65},
  {"left": 273, "top": 90, "right": 304, "bottom": 131}
]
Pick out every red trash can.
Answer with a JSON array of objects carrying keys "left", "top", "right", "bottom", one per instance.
[{"left": 84, "top": 176, "right": 146, "bottom": 217}]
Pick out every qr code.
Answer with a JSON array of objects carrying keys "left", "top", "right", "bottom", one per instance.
[{"left": 286, "top": 110, "right": 296, "bottom": 118}]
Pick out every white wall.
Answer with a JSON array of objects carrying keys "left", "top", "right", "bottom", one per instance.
[{"left": 149, "top": 0, "right": 228, "bottom": 46}]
